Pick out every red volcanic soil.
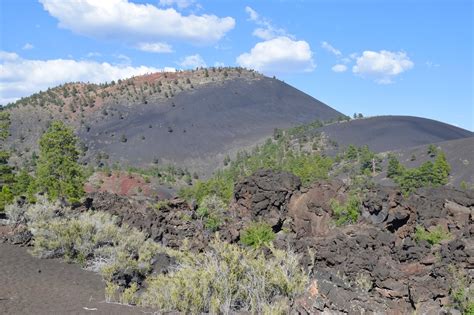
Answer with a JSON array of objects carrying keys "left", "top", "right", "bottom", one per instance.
[{"left": 84, "top": 172, "right": 152, "bottom": 197}]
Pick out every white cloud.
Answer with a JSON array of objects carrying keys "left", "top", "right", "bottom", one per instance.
[
  {"left": 158, "top": 0, "right": 195, "bottom": 9},
  {"left": 236, "top": 36, "right": 315, "bottom": 73},
  {"left": 252, "top": 28, "right": 280, "bottom": 41},
  {"left": 22, "top": 43, "right": 34, "bottom": 50},
  {"left": 332, "top": 64, "right": 347, "bottom": 73},
  {"left": 136, "top": 42, "right": 173, "bottom": 53},
  {"left": 245, "top": 6, "right": 287, "bottom": 40},
  {"left": 86, "top": 52, "right": 102, "bottom": 58},
  {"left": 179, "top": 54, "right": 206, "bottom": 68},
  {"left": 352, "top": 50, "right": 414, "bottom": 84},
  {"left": 0, "top": 51, "right": 20, "bottom": 61},
  {"left": 321, "top": 41, "right": 341, "bottom": 56},
  {"left": 214, "top": 61, "right": 225, "bottom": 67},
  {"left": 245, "top": 6, "right": 259, "bottom": 21},
  {"left": 40, "top": 0, "right": 235, "bottom": 45},
  {"left": 0, "top": 51, "right": 175, "bottom": 105}
]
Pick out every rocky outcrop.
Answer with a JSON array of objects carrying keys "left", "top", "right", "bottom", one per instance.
[
  {"left": 231, "top": 169, "right": 301, "bottom": 229},
  {"left": 84, "top": 192, "right": 210, "bottom": 251},
  {"left": 288, "top": 180, "right": 348, "bottom": 238},
  {"left": 291, "top": 184, "right": 473, "bottom": 314}
]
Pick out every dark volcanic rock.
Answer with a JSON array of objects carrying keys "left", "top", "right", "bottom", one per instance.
[
  {"left": 291, "top": 183, "right": 473, "bottom": 314},
  {"left": 288, "top": 180, "right": 348, "bottom": 238},
  {"left": 84, "top": 192, "right": 209, "bottom": 251},
  {"left": 232, "top": 169, "right": 301, "bottom": 229}
]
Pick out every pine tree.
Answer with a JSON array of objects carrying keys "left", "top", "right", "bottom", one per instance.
[
  {"left": 36, "top": 121, "right": 85, "bottom": 203},
  {"left": 387, "top": 154, "right": 404, "bottom": 178},
  {"left": 345, "top": 145, "right": 358, "bottom": 160},
  {"left": 0, "top": 111, "right": 14, "bottom": 211},
  {"left": 432, "top": 151, "right": 450, "bottom": 185}
]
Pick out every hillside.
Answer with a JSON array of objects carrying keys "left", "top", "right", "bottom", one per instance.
[
  {"left": 315, "top": 115, "right": 473, "bottom": 152},
  {"left": 4, "top": 67, "right": 344, "bottom": 175},
  {"left": 376, "top": 136, "right": 474, "bottom": 186}
]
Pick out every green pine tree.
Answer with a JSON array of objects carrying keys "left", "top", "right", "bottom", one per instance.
[
  {"left": 36, "top": 121, "right": 85, "bottom": 203},
  {"left": 0, "top": 111, "right": 14, "bottom": 211},
  {"left": 387, "top": 154, "right": 404, "bottom": 178},
  {"left": 432, "top": 151, "right": 450, "bottom": 185}
]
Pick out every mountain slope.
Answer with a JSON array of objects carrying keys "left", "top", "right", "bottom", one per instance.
[
  {"left": 4, "top": 68, "right": 344, "bottom": 175},
  {"left": 316, "top": 115, "right": 473, "bottom": 152}
]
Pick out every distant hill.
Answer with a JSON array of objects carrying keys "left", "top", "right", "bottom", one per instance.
[
  {"left": 3, "top": 68, "right": 344, "bottom": 175},
  {"left": 375, "top": 136, "right": 474, "bottom": 187},
  {"left": 316, "top": 115, "right": 473, "bottom": 152}
]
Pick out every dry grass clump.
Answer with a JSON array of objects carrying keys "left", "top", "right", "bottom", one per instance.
[{"left": 140, "top": 238, "right": 307, "bottom": 314}]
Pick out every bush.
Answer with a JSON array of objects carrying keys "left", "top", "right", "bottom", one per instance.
[
  {"left": 155, "top": 199, "right": 171, "bottom": 211},
  {"left": 448, "top": 265, "right": 474, "bottom": 315},
  {"left": 330, "top": 195, "right": 360, "bottom": 226},
  {"left": 4, "top": 201, "right": 27, "bottom": 224},
  {"left": 179, "top": 172, "right": 233, "bottom": 205},
  {"left": 0, "top": 185, "right": 14, "bottom": 212},
  {"left": 414, "top": 225, "right": 451, "bottom": 246},
  {"left": 22, "top": 202, "right": 172, "bottom": 284},
  {"left": 140, "top": 238, "right": 307, "bottom": 314},
  {"left": 31, "top": 211, "right": 119, "bottom": 262},
  {"left": 196, "top": 195, "right": 227, "bottom": 231},
  {"left": 240, "top": 222, "right": 275, "bottom": 249},
  {"left": 282, "top": 153, "right": 333, "bottom": 185},
  {"left": 427, "top": 144, "right": 438, "bottom": 157}
]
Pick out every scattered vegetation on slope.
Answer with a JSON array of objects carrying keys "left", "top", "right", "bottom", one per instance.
[
  {"left": 180, "top": 121, "right": 335, "bottom": 205},
  {"left": 387, "top": 148, "right": 451, "bottom": 195}
]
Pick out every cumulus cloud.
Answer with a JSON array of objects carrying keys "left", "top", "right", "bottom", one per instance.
[
  {"left": 321, "top": 41, "right": 341, "bottom": 56},
  {"left": 0, "top": 51, "right": 174, "bottom": 105},
  {"left": 245, "top": 6, "right": 288, "bottom": 40},
  {"left": 179, "top": 54, "right": 206, "bottom": 68},
  {"left": 136, "top": 42, "right": 173, "bottom": 53},
  {"left": 331, "top": 64, "right": 347, "bottom": 73},
  {"left": 352, "top": 50, "right": 414, "bottom": 84},
  {"left": 22, "top": 43, "right": 34, "bottom": 50},
  {"left": 40, "top": 0, "right": 235, "bottom": 45},
  {"left": 236, "top": 36, "right": 315, "bottom": 73}
]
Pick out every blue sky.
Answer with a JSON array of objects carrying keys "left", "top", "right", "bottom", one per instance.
[{"left": 1, "top": 0, "right": 473, "bottom": 130}]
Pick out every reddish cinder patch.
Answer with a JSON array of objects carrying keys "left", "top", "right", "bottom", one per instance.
[{"left": 85, "top": 171, "right": 152, "bottom": 197}]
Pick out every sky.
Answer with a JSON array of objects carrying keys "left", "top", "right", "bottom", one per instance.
[{"left": 0, "top": 0, "right": 473, "bottom": 130}]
